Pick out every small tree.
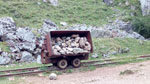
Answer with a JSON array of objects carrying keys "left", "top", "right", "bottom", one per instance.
[{"left": 132, "top": 15, "right": 150, "bottom": 38}]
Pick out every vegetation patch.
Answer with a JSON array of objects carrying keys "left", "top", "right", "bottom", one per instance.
[
  {"left": 132, "top": 15, "right": 150, "bottom": 38},
  {"left": 92, "top": 38, "right": 150, "bottom": 59},
  {"left": 0, "top": 0, "right": 141, "bottom": 28},
  {"left": 0, "top": 42, "right": 10, "bottom": 52},
  {"left": 0, "top": 62, "right": 51, "bottom": 71},
  {"left": 120, "top": 69, "right": 134, "bottom": 75}
]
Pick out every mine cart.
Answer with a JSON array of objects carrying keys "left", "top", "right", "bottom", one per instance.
[{"left": 41, "top": 31, "right": 93, "bottom": 69}]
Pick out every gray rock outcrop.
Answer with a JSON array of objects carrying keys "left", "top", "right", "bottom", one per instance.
[
  {"left": 0, "top": 52, "right": 11, "bottom": 65},
  {"left": 139, "top": 0, "right": 150, "bottom": 16},
  {"left": 16, "top": 28, "right": 36, "bottom": 43},
  {"left": 0, "top": 17, "right": 60, "bottom": 64},
  {"left": 43, "top": 0, "right": 58, "bottom": 6},
  {"left": 37, "top": 55, "right": 42, "bottom": 64},
  {"left": 0, "top": 17, "right": 40, "bottom": 63},
  {"left": 103, "top": 0, "right": 114, "bottom": 5},
  {"left": 68, "top": 19, "right": 145, "bottom": 40},
  {"left": 38, "top": 19, "right": 58, "bottom": 36},
  {"left": 0, "top": 17, "right": 16, "bottom": 40},
  {"left": 20, "top": 51, "right": 35, "bottom": 62}
]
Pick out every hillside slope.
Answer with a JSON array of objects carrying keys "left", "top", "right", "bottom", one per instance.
[
  {"left": 0, "top": 0, "right": 150, "bottom": 65},
  {"left": 0, "top": 0, "right": 142, "bottom": 28}
]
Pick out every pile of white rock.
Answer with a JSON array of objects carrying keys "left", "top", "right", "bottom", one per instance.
[
  {"left": 52, "top": 34, "right": 91, "bottom": 55},
  {"left": 0, "top": 17, "right": 60, "bottom": 64}
]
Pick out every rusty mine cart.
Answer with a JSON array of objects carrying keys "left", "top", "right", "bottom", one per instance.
[{"left": 41, "top": 31, "right": 93, "bottom": 69}]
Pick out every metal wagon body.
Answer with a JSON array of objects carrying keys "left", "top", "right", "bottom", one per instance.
[{"left": 41, "top": 31, "right": 93, "bottom": 69}]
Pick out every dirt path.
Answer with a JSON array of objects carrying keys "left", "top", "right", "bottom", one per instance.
[{"left": 20, "top": 61, "right": 150, "bottom": 84}]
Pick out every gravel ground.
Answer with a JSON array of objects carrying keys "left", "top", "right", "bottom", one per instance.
[{"left": 20, "top": 61, "right": 150, "bottom": 84}]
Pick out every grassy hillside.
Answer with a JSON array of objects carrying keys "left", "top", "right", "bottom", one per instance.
[
  {"left": 92, "top": 38, "right": 150, "bottom": 59},
  {"left": 0, "top": 0, "right": 142, "bottom": 28}
]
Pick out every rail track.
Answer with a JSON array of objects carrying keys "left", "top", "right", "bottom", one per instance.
[{"left": 0, "top": 54, "right": 150, "bottom": 78}]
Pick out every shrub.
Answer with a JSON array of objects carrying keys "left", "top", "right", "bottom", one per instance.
[{"left": 132, "top": 15, "right": 150, "bottom": 38}]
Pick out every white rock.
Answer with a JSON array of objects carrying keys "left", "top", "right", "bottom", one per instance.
[
  {"left": 56, "top": 37, "right": 62, "bottom": 42},
  {"left": 66, "top": 37, "right": 70, "bottom": 40},
  {"left": 67, "top": 48, "right": 73, "bottom": 52},
  {"left": 66, "top": 41, "right": 71, "bottom": 46},
  {"left": 79, "top": 38, "right": 85, "bottom": 48},
  {"left": 61, "top": 43, "right": 67, "bottom": 47},
  {"left": 60, "top": 22, "right": 67, "bottom": 26},
  {"left": 20, "top": 51, "right": 35, "bottom": 62},
  {"left": 59, "top": 50, "right": 66, "bottom": 55},
  {"left": 19, "top": 42, "right": 36, "bottom": 52},
  {"left": 43, "top": 0, "right": 48, "bottom": 2},
  {"left": 139, "top": 0, "right": 150, "bottom": 16},
  {"left": 55, "top": 45, "right": 61, "bottom": 51},
  {"left": 71, "top": 42, "right": 77, "bottom": 47},
  {"left": 103, "top": 0, "right": 114, "bottom": 5},
  {"left": 0, "top": 56, "right": 11, "bottom": 65},
  {"left": 75, "top": 37, "right": 80, "bottom": 42},
  {"left": 0, "top": 48, "right": 2, "bottom": 52},
  {"left": 37, "top": 55, "right": 42, "bottom": 64},
  {"left": 38, "top": 73, "right": 44, "bottom": 76},
  {"left": 92, "top": 53, "right": 98, "bottom": 58},
  {"left": 38, "top": 19, "right": 58, "bottom": 36},
  {"left": 6, "top": 33, "right": 17, "bottom": 40},
  {"left": 49, "top": 73, "right": 57, "bottom": 80},
  {"left": 84, "top": 46, "right": 91, "bottom": 51},
  {"left": 73, "top": 48, "right": 83, "bottom": 54},
  {"left": 71, "top": 34, "right": 79, "bottom": 38},
  {"left": 16, "top": 27, "right": 36, "bottom": 43},
  {"left": 49, "top": 0, "right": 58, "bottom": 6},
  {"left": 37, "top": 2, "right": 41, "bottom": 5},
  {"left": 125, "top": 1, "right": 129, "bottom": 6},
  {"left": 53, "top": 49, "right": 61, "bottom": 55},
  {"left": 66, "top": 50, "right": 73, "bottom": 54},
  {"left": 0, "top": 17, "right": 16, "bottom": 36}
]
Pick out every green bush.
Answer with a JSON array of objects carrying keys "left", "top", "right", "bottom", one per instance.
[{"left": 132, "top": 15, "right": 150, "bottom": 38}]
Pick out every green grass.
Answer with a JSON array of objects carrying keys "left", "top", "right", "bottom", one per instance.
[
  {"left": 0, "top": 42, "right": 10, "bottom": 52},
  {"left": 0, "top": 62, "right": 51, "bottom": 71},
  {"left": 91, "top": 38, "right": 150, "bottom": 59},
  {"left": 0, "top": 0, "right": 142, "bottom": 28}
]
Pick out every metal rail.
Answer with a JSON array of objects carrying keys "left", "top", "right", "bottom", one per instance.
[
  {"left": 0, "top": 66, "right": 51, "bottom": 73},
  {"left": 0, "top": 70, "right": 45, "bottom": 77},
  {"left": 82, "top": 54, "right": 150, "bottom": 64},
  {"left": 0, "top": 54, "right": 150, "bottom": 78}
]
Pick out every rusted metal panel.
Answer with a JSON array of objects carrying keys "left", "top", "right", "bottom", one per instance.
[{"left": 46, "top": 33, "right": 53, "bottom": 57}]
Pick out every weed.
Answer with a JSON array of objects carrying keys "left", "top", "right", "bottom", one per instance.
[
  {"left": 120, "top": 69, "right": 134, "bottom": 75},
  {"left": 87, "top": 65, "right": 96, "bottom": 71},
  {"left": 66, "top": 69, "right": 73, "bottom": 73}
]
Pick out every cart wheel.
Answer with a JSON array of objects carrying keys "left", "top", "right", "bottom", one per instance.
[
  {"left": 57, "top": 59, "right": 68, "bottom": 69},
  {"left": 71, "top": 58, "right": 81, "bottom": 68}
]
